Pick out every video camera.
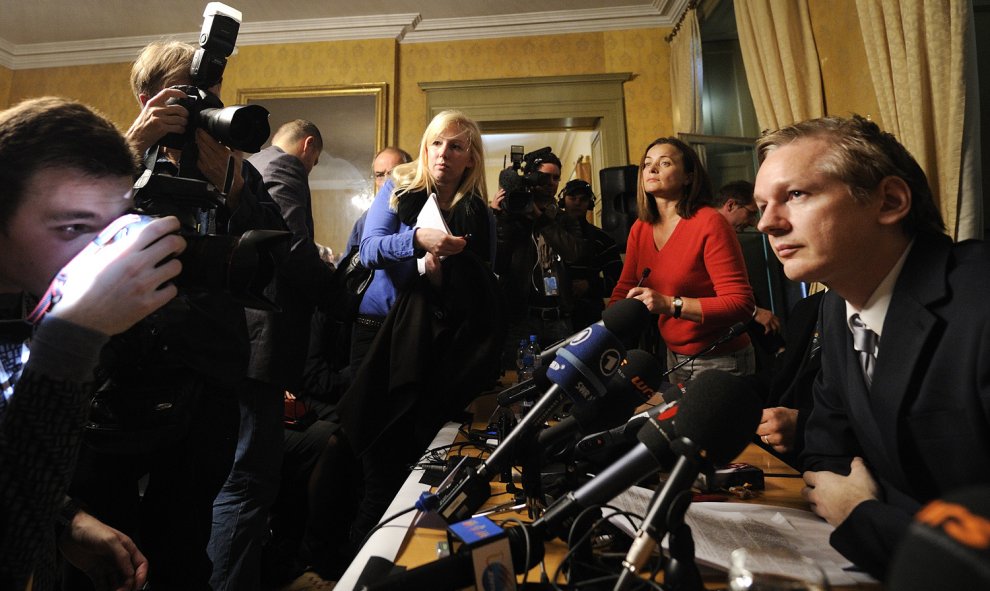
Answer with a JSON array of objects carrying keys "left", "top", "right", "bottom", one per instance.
[
  {"left": 132, "top": 2, "right": 284, "bottom": 311},
  {"left": 498, "top": 146, "right": 555, "bottom": 215}
]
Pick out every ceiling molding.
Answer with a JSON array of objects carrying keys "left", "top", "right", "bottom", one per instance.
[
  {"left": 401, "top": 5, "right": 677, "bottom": 44},
  {"left": 0, "top": 2, "right": 684, "bottom": 70}
]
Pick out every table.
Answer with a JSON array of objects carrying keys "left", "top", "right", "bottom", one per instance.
[{"left": 341, "top": 387, "right": 880, "bottom": 590}]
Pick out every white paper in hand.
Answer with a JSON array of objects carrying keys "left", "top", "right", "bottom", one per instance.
[{"left": 415, "top": 193, "right": 451, "bottom": 275}]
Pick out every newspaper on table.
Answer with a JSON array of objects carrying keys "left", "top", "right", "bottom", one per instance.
[{"left": 608, "top": 486, "right": 877, "bottom": 587}]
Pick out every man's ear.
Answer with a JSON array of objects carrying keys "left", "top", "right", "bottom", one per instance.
[{"left": 876, "top": 176, "right": 912, "bottom": 227}]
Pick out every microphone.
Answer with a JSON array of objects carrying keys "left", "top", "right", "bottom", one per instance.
[
  {"left": 572, "top": 380, "right": 684, "bottom": 459},
  {"left": 437, "top": 322, "right": 630, "bottom": 523},
  {"left": 535, "top": 349, "right": 663, "bottom": 460},
  {"left": 664, "top": 321, "right": 748, "bottom": 378},
  {"left": 361, "top": 525, "right": 542, "bottom": 591},
  {"left": 635, "top": 267, "right": 651, "bottom": 287},
  {"left": 372, "top": 371, "right": 761, "bottom": 591},
  {"left": 613, "top": 371, "right": 762, "bottom": 590},
  {"left": 536, "top": 369, "right": 762, "bottom": 540},
  {"left": 539, "top": 298, "right": 649, "bottom": 364}
]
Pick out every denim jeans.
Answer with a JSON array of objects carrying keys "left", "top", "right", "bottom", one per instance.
[{"left": 208, "top": 378, "right": 284, "bottom": 591}]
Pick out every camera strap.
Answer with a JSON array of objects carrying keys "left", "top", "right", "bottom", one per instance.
[{"left": 220, "top": 154, "right": 236, "bottom": 197}]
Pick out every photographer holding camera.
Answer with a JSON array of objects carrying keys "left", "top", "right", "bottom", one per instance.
[
  {"left": 493, "top": 148, "right": 590, "bottom": 366},
  {"left": 64, "top": 35, "right": 285, "bottom": 591},
  {"left": 0, "top": 97, "right": 185, "bottom": 591}
]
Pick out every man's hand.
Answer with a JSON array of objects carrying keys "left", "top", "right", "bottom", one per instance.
[
  {"left": 802, "top": 457, "right": 879, "bottom": 526},
  {"left": 125, "top": 87, "right": 189, "bottom": 155},
  {"left": 58, "top": 509, "right": 149, "bottom": 591},
  {"left": 626, "top": 287, "right": 669, "bottom": 315},
  {"left": 50, "top": 216, "right": 185, "bottom": 336},
  {"left": 195, "top": 129, "right": 245, "bottom": 208},
  {"left": 414, "top": 228, "right": 467, "bottom": 258},
  {"left": 757, "top": 407, "right": 799, "bottom": 453},
  {"left": 754, "top": 307, "right": 782, "bottom": 335}
]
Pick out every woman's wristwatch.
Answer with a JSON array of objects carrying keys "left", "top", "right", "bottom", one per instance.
[{"left": 672, "top": 296, "right": 683, "bottom": 319}]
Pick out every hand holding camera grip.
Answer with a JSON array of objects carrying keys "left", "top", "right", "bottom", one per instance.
[{"left": 33, "top": 215, "right": 186, "bottom": 336}]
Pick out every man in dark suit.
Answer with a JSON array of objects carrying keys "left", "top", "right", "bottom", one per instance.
[
  {"left": 210, "top": 120, "right": 334, "bottom": 591},
  {"left": 753, "top": 115, "right": 990, "bottom": 580}
]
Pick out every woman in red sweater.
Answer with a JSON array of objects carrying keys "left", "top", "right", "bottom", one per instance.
[{"left": 609, "top": 137, "right": 755, "bottom": 384}]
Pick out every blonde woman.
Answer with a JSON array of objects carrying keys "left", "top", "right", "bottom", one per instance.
[{"left": 353, "top": 110, "right": 493, "bottom": 364}]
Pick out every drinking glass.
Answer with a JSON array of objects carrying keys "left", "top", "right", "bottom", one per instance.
[{"left": 728, "top": 547, "right": 829, "bottom": 591}]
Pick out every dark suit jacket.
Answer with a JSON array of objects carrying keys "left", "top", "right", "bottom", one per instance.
[
  {"left": 246, "top": 146, "right": 334, "bottom": 391},
  {"left": 802, "top": 232, "right": 990, "bottom": 579}
]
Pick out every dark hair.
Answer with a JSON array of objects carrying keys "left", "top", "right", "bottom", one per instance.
[
  {"left": 713, "top": 180, "right": 755, "bottom": 208},
  {"left": 274, "top": 119, "right": 323, "bottom": 150},
  {"left": 560, "top": 179, "right": 595, "bottom": 204},
  {"left": 528, "top": 150, "right": 561, "bottom": 171},
  {"left": 0, "top": 97, "right": 136, "bottom": 230},
  {"left": 757, "top": 115, "right": 945, "bottom": 237},
  {"left": 375, "top": 146, "right": 413, "bottom": 165},
  {"left": 636, "top": 137, "right": 714, "bottom": 223}
]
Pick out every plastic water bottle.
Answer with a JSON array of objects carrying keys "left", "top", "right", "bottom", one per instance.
[
  {"left": 515, "top": 339, "right": 528, "bottom": 383},
  {"left": 528, "top": 334, "right": 542, "bottom": 374},
  {"left": 518, "top": 337, "right": 535, "bottom": 383}
]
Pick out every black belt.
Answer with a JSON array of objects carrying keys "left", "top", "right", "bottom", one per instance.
[
  {"left": 528, "top": 307, "right": 565, "bottom": 321},
  {"left": 354, "top": 314, "right": 385, "bottom": 329}
]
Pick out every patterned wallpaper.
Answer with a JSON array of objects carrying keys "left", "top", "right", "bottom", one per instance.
[
  {"left": 0, "top": 66, "right": 12, "bottom": 107},
  {"left": 808, "top": 0, "right": 882, "bottom": 124},
  {"left": 396, "top": 29, "right": 674, "bottom": 163},
  {"left": 5, "top": 61, "right": 138, "bottom": 131}
]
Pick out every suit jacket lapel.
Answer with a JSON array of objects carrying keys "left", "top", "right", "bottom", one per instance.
[{"left": 869, "top": 234, "right": 951, "bottom": 490}]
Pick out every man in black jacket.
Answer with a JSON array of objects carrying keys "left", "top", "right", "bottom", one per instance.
[{"left": 754, "top": 115, "right": 990, "bottom": 580}]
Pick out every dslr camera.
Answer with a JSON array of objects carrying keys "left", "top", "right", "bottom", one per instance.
[
  {"left": 132, "top": 2, "right": 285, "bottom": 311},
  {"left": 498, "top": 146, "right": 555, "bottom": 215}
]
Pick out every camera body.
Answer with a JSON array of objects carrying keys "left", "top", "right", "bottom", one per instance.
[
  {"left": 499, "top": 146, "right": 555, "bottom": 215},
  {"left": 131, "top": 2, "right": 284, "bottom": 310}
]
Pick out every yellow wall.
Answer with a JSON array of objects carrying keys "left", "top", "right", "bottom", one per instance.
[
  {"left": 397, "top": 29, "right": 672, "bottom": 162},
  {"left": 2, "top": 29, "right": 672, "bottom": 165},
  {"left": 6, "top": 62, "right": 137, "bottom": 130},
  {"left": 809, "top": 0, "right": 882, "bottom": 123},
  {"left": 0, "top": 66, "right": 11, "bottom": 107}
]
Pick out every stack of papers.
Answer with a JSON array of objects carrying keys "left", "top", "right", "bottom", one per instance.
[{"left": 608, "top": 487, "right": 877, "bottom": 587}]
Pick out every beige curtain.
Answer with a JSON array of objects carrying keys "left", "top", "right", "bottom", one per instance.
[
  {"left": 735, "top": 0, "right": 824, "bottom": 130},
  {"left": 669, "top": 8, "right": 704, "bottom": 134},
  {"left": 856, "top": 0, "right": 982, "bottom": 240}
]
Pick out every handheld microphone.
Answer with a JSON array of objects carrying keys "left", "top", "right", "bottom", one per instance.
[
  {"left": 613, "top": 371, "right": 762, "bottom": 590},
  {"left": 536, "top": 369, "right": 762, "bottom": 540},
  {"left": 536, "top": 349, "right": 662, "bottom": 460},
  {"left": 373, "top": 371, "right": 761, "bottom": 591},
  {"left": 635, "top": 267, "right": 651, "bottom": 287},
  {"left": 437, "top": 322, "right": 630, "bottom": 523},
  {"left": 664, "top": 321, "right": 748, "bottom": 378},
  {"left": 539, "top": 298, "right": 649, "bottom": 364},
  {"left": 572, "top": 381, "right": 682, "bottom": 459}
]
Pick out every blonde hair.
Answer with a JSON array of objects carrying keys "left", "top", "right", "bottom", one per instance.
[
  {"left": 389, "top": 110, "right": 487, "bottom": 209},
  {"left": 130, "top": 40, "right": 195, "bottom": 99}
]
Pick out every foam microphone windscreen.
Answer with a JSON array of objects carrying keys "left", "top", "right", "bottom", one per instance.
[
  {"left": 602, "top": 298, "right": 651, "bottom": 345},
  {"left": 567, "top": 349, "right": 662, "bottom": 430},
  {"left": 888, "top": 485, "right": 990, "bottom": 590},
  {"left": 641, "top": 369, "right": 762, "bottom": 466},
  {"left": 547, "top": 323, "right": 625, "bottom": 402}
]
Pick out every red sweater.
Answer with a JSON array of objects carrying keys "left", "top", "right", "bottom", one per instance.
[{"left": 609, "top": 207, "right": 754, "bottom": 356}]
